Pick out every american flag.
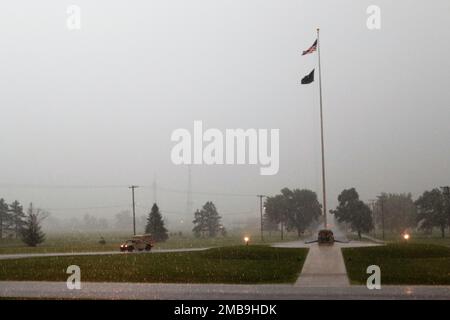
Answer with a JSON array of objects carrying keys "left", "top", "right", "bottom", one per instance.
[{"left": 302, "top": 39, "right": 317, "bottom": 55}]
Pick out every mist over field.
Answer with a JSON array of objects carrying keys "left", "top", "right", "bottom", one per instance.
[{"left": 0, "top": 0, "right": 449, "bottom": 233}]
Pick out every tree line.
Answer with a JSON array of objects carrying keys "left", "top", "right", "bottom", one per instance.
[
  {"left": 188, "top": 187, "right": 450, "bottom": 240},
  {"left": 0, "top": 199, "right": 46, "bottom": 246},
  {"left": 264, "top": 186, "right": 450, "bottom": 239},
  {"left": 3, "top": 185, "right": 448, "bottom": 246}
]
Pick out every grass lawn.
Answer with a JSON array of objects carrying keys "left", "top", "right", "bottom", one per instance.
[
  {"left": 359, "top": 231, "right": 450, "bottom": 247},
  {"left": 0, "top": 246, "right": 308, "bottom": 284},
  {"left": 0, "top": 232, "right": 304, "bottom": 255},
  {"left": 403, "top": 237, "right": 450, "bottom": 248},
  {"left": 342, "top": 243, "right": 450, "bottom": 285}
]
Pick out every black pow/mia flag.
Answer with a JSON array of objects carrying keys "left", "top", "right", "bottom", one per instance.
[{"left": 301, "top": 69, "right": 315, "bottom": 84}]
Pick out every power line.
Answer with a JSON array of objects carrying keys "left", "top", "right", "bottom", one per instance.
[
  {"left": 0, "top": 184, "right": 127, "bottom": 189},
  {"left": 136, "top": 205, "right": 253, "bottom": 216},
  {"left": 42, "top": 204, "right": 129, "bottom": 211},
  {"left": 0, "top": 183, "right": 257, "bottom": 198},
  {"left": 153, "top": 187, "right": 256, "bottom": 198}
]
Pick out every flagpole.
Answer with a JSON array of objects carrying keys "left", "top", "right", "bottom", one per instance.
[{"left": 317, "top": 28, "right": 327, "bottom": 229}]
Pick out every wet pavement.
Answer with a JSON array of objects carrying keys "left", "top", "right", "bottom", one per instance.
[
  {"left": 273, "top": 240, "right": 381, "bottom": 287},
  {"left": 295, "top": 244, "right": 349, "bottom": 287},
  {"left": 1, "top": 281, "right": 449, "bottom": 300},
  {"left": 0, "top": 247, "right": 209, "bottom": 260}
]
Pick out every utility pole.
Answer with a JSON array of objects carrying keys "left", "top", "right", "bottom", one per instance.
[
  {"left": 257, "top": 195, "right": 266, "bottom": 242},
  {"left": 186, "top": 165, "right": 193, "bottom": 216},
  {"left": 441, "top": 186, "right": 450, "bottom": 229},
  {"left": 380, "top": 196, "right": 385, "bottom": 240},
  {"left": 368, "top": 199, "right": 377, "bottom": 236},
  {"left": 152, "top": 174, "right": 157, "bottom": 204},
  {"left": 129, "top": 185, "right": 139, "bottom": 235}
]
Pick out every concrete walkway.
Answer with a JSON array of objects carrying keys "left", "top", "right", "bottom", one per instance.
[
  {"left": 295, "top": 244, "right": 349, "bottom": 287},
  {"left": 273, "top": 240, "right": 381, "bottom": 287}
]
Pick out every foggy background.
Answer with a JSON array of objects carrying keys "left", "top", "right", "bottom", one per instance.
[{"left": 0, "top": 0, "right": 449, "bottom": 232}]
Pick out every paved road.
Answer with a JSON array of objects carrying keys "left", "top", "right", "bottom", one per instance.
[
  {"left": 1, "top": 281, "right": 449, "bottom": 300},
  {"left": 0, "top": 239, "right": 379, "bottom": 261},
  {"left": 0, "top": 248, "right": 209, "bottom": 260}
]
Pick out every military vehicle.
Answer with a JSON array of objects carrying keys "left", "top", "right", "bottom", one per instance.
[
  {"left": 305, "top": 229, "right": 349, "bottom": 245},
  {"left": 120, "top": 234, "right": 154, "bottom": 252},
  {"left": 317, "top": 229, "right": 335, "bottom": 245}
]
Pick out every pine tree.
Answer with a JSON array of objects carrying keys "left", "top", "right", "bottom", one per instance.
[
  {"left": 192, "top": 201, "right": 222, "bottom": 238},
  {"left": 192, "top": 209, "right": 207, "bottom": 238},
  {"left": 204, "top": 202, "right": 221, "bottom": 237},
  {"left": 9, "top": 200, "right": 26, "bottom": 238},
  {"left": 21, "top": 203, "right": 46, "bottom": 247},
  {"left": 145, "top": 203, "right": 168, "bottom": 242}
]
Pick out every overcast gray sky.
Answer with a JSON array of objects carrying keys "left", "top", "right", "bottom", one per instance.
[{"left": 0, "top": 0, "right": 449, "bottom": 229}]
